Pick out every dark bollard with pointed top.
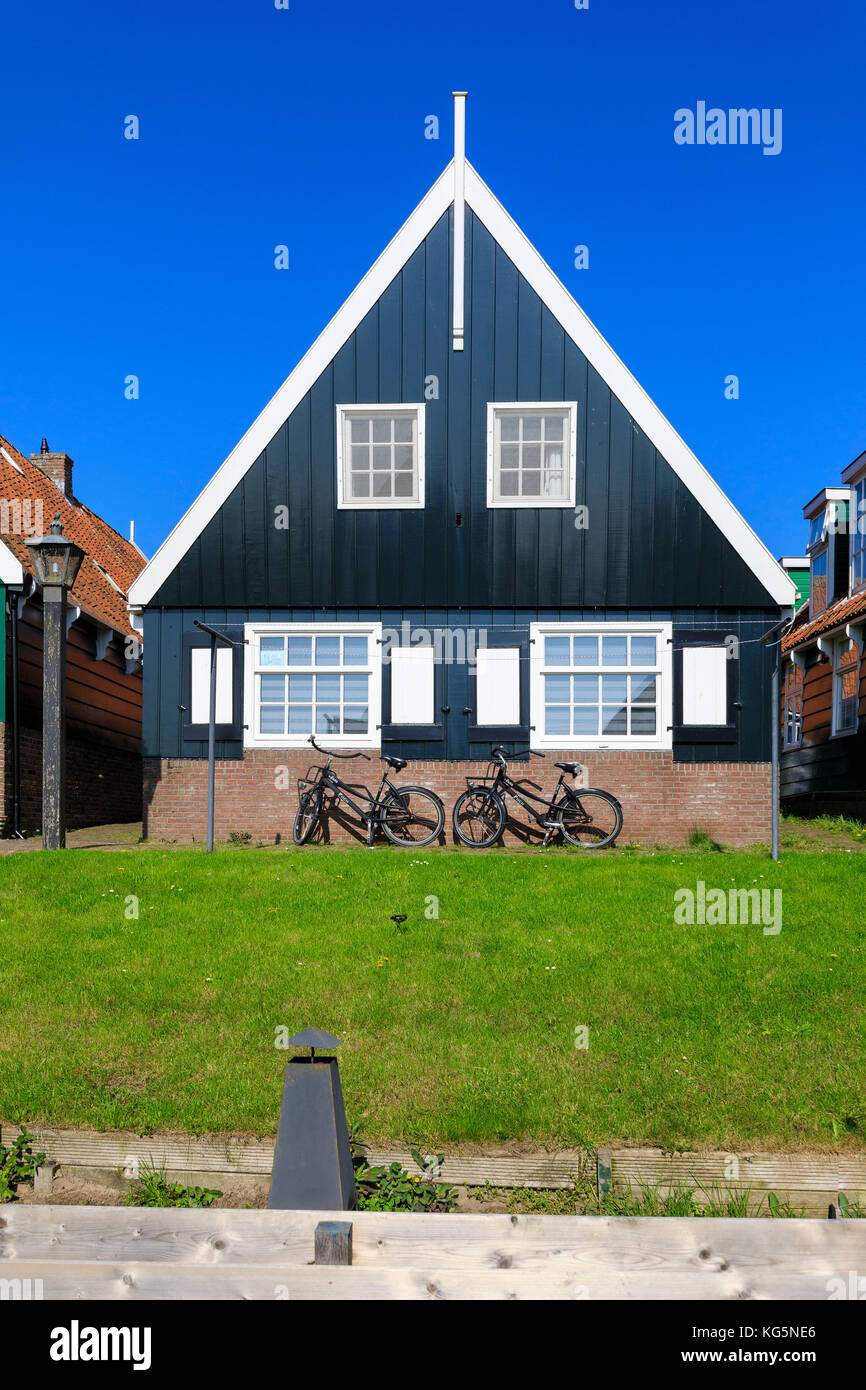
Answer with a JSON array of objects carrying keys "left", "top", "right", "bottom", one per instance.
[{"left": 267, "top": 1027, "right": 357, "bottom": 1211}]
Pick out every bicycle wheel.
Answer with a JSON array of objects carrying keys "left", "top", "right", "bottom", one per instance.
[
  {"left": 554, "top": 788, "right": 622, "bottom": 848},
  {"left": 293, "top": 786, "right": 323, "bottom": 845},
  {"left": 452, "top": 787, "right": 507, "bottom": 848},
  {"left": 381, "top": 786, "right": 445, "bottom": 847}
]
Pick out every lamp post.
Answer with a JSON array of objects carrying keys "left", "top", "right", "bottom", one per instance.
[{"left": 25, "top": 512, "right": 84, "bottom": 849}]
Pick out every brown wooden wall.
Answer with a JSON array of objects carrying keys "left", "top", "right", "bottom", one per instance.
[
  {"left": 14, "top": 601, "right": 142, "bottom": 753},
  {"left": 781, "top": 646, "right": 866, "bottom": 800}
]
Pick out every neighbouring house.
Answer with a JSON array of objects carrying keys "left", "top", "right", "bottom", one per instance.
[
  {"left": 129, "top": 95, "right": 795, "bottom": 847},
  {"left": 0, "top": 435, "right": 146, "bottom": 835},
  {"left": 780, "top": 452, "right": 866, "bottom": 818}
]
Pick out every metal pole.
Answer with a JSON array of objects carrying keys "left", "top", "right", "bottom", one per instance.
[
  {"left": 207, "top": 634, "right": 217, "bottom": 854},
  {"left": 10, "top": 595, "right": 22, "bottom": 837},
  {"left": 771, "top": 645, "right": 780, "bottom": 862},
  {"left": 41, "top": 585, "right": 67, "bottom": 850}
]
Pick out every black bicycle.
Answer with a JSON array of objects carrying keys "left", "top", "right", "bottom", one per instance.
[
  {"left": 453, "top": 746, "right": 623, "bottom": 849},
  {"left": 293, "top": 736, "right": 445, "bottom": 847}
]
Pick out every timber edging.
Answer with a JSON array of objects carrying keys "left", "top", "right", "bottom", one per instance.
[{"left": 3, "top": 1123, "right": 865, "bottom": 1214}]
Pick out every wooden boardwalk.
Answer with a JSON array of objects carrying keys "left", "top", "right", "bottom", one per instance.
[{"left": 1, "top": 1205, "right": 863, "bottom": 1300}]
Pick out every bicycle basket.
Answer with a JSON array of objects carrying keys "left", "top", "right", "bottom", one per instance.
[{"left": 464, "top": 762, "right": 501, "bottom": 790}]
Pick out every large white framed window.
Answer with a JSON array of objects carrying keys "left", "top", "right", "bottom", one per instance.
[
  {"left": 831, "top": 635, "right": 860, "bottom": 736},
  {"left": 243, "top": 622, "right": 382, "bottom": 748},
  {"left": 336, "top": 404, "right": 425, "bottom": 509},
  {"left": 487, "top": 403, "right": 577, "bottom": 508},
  {"left": 530, "top": 622, "right": 672, "bottom": 750}
]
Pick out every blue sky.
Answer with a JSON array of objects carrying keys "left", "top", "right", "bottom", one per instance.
[{"left": 1, "top": 0, "right": 864, "bottom": 563}]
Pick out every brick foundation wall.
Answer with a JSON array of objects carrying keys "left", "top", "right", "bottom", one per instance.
[
  {"left": 1, "top": 722, "right": 142, "bottom": 835},
  {"left": 143, "top": 750, "right": 772, "bottom": 847}
]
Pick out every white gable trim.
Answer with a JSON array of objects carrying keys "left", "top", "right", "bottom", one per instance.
[
  {"left": 130, "top": 165, "right": 455, "bottom": 606},
  {"left": 0, "top": 537, "right": 24, "bottom": 586},
  {"left": 130, "top": 158, "right": 795, "bottom": 608}
]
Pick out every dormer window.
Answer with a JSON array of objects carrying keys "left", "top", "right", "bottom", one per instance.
[
  {"left": 336, "top": 405, "right": 425, "bottom": 509},
  {"left": 810, "top": 545, "right": 828, "bottom": 616},
  {"left": 851, "top": 474, "right": 866, "bottom": 593}
]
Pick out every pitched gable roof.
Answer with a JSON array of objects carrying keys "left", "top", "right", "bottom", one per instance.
[
  {"left": 0, "top": 433, "right": 145, "bottom": 637},
  {"left": 130, "top": 161, "right": 795, "bottom": 608}
]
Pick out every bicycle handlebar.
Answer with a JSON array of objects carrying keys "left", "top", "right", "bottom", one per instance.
[
  {"left": 490, "top": 745, "right": 545, "bottom": 762},
  {"left": 308, "top": 735, "right": 371, "bottom": 761}
]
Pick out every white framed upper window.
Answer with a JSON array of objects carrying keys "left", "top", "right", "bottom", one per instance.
[
  {"left": 783, "top": 660, "right": 804, "bottom": 749},
  {"left": 336, "top": 404, "right": 425, "bottom": 509},
  {"left": 243, "top": 622, "right": 382, "bottom": 748},
  {"left": 831, "top": 635, "right": 860, "bottom": 737},
  {"left": 487, "top": 403, "right": 577, "bottom": 508},
  {"left": 530, "top": 622, "right": 672, "bottom": 750}
]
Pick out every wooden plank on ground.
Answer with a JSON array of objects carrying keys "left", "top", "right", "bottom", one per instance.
[{"left": 1, "top": 1260, "right": 854, "bottom": 1301}]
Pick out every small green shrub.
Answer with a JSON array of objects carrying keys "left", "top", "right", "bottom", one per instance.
[
  {"left": 0, "top": 1126, "right": 45, "bottom": 1203},
  {"left": 349, "top": 1124, "right": 457, "bottom": 1213},
  {"left": 126, "top": 1162, "right": 221, "bottom": 1208},
  {"left": 228, "top": 831, "right": 252, "bottom": 847}
]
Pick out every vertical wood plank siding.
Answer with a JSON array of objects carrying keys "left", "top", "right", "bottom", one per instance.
[{"left": 150, "top": 209, "right": 776, "bottom": 613}]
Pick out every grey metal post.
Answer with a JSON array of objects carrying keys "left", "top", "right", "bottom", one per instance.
[
  {"left": 207, "top": 634, "right": 217, "bottom": 854},
  {"left": 771, "top": 645, "right": 780, "bottom": 862},
  {"left": 41, "top": 584, "right": 67, "bottom": 850}
]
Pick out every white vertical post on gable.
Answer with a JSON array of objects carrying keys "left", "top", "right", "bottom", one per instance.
[{"left": 452, "top": 91, "right": 468, "bottom": 352}]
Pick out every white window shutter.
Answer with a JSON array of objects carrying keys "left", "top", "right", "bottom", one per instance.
[
  {"left": 681, "top": 646, "right": 728, "bottom": 726},
  {"left": 390, "top": 646, "right": 436, "bottom": 725},
  {"left": 475, "top": 647, "right": 521, "bottom": 726},
  {"left": 190, "top": 646, "right": 233, "bottom": 725}
]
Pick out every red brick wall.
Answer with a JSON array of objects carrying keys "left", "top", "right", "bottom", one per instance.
[
  {"left": 143, "top": 751, "right": 772, "bottom": 847},
  {"left": 1, "top": 722, "right": 142, "bottom": 835}
]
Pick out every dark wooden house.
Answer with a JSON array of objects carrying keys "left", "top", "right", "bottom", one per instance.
[
  {"left": 130, "top": 95, "right": 794, "bottom": 846},
  {"left": 781, "top": 454, "right": 866, "bottom": 817},
  {"left": 1, "top": 435, "right": 145, "bottom": 835}
]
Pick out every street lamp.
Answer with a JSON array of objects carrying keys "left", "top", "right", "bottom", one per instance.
[{"left": 25, "top": 512, "right": 84, "bottom": 849}]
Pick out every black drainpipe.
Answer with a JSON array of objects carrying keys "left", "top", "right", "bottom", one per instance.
[{"left": 8, "top": 587, "right": 24, "bottom": 837}]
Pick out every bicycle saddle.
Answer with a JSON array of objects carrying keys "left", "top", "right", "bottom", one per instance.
[
  {"left": 555, "top": 761, "right": 582, "bottom": 775},
  {"left": 383, "top": 754, "right": 408, "bottom": 771}
]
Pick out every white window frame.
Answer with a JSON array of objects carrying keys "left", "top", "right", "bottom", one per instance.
[
  {"left": 850, "top": 473, "right": 866, "bottom": 594},
  {"left": 487, "top": 402, "right": 577, "bottom": 509},
  {"left": 336, "top": 404, "right": 425, "bottom": 510},
  {"left": 831, "top": 634, "right": 860, "bottom": 738},
  {"left": 530, "top": 621, "right": 673, "bottom": 750},
  {"left": 243, "top": 621, "right": 382, "bottom": 749},
  {"left": 782, "top": 658, "right": 804, "bottom": 750}
]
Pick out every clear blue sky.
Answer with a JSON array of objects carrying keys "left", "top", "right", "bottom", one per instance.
[{"left": 1, "top": 0, "right": 863, "bottom": 564}]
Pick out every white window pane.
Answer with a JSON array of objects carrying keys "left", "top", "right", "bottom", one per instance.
[
  {"left": 287, "top": 636, "right": 311, "bottom": 665},
  {"left": 500, "top": 416, "right": 519, "bottom": 441},
  {"left": 545, "top": 673, "right": 571, "bottom": 702},
  {"left": 394, "top": 417, "right": 413, "bottom": 443},
  {"left": 476, "top": 647, "right": 520, "bottom": 725},
  {"left": 372, "top": 418, "right": 391, "bottom": 443},
  {"left": 631, "top": 674, "right": 657, "bottom": 703},
  {"left": 543, "top": 416, "right": 564, "bottom": 440},
  {"left": 260, "top": 705, "right": 285, "bottom": 734},
  {"left": 501, "top": 444, "right": 519, "bottom": 469},
  {"left": 499, "top": 470, "right": 519, "bottom": 496},
  {"left": 259, "top": 636, "right": 284, "bottom": 666},
  {"left": 344, "top": 706, "right": 368, "bottom": 733},
  {"left": 316, "top": 673, "right": 341, "bottom": 702},
  {"left": 287, "top": 705, "right": 312, "bottom": 733},
  {"left": 522, "top": 471, "right": 541, "bottom": 496},
  {"left": 631, "top": 707, "right": 656, "bottom": 735},
  {"left": 602, "top": 705, "right": 627, "bottom": 735},
  {"left": 372, "top": 445, "right": 391, "bottom": 469},
  {"left": 394, "top": 471, "right": 414, "bottom": 497},
  {"left": 681, "top": 647, "right": 727, "bottom": 725},
  {"left": 287, "top": 673, "right": 312, "bottom": 701},
  {"left": 523, "top": 443, "right": 541, "bottom": 468},
  {"left": 546, "top": 636, "right": 571, "bottom": 665},
  {"left": 544, "top": 471, "right": 563, "bottom": 497},
  {"left": 602, "top": 674, "right": 628, "bottom": 704},
  {"left": 351, "top": 474, "right": 370, "bottom": 497},
  {"left": 191, "top": 646, "right": 233, "bottom": 724},
  {"left": 523, "top": 416, "right": 542, "bottom": 442},
  {"left": 602, "top": 635, "right": 628, "bottom": 666},
  {"left": 395, "top": 445, "right": 413, "bottom": 470},
  {"left": 391, "top": 647, "right": 435, "bottom": 724},
  {"left": 343, "top": 637, "right": 367, "bottom": 665},
  {"left": 572, "top": 673, "right": 598, "bottom": 701},
  {"left": 316, "top": 705, "right": 341, "bottom": 733},
  {"left": 373, "top": 473, "right": 393, "bottom": 497},
  {"left": 545, "top": 705, "right": 571, "bottom": 736},
  {"left": 343, "top": 673, "right": 368, "bottom": 703},
  {"left": 350, "top": 418, "right": 369, "bottom": 442},
  {"left": 572, "top": 637, "right": 598, "bottom": 665},
  {"left": 631, "top": 636, "right": 656, "bottom": 667},
  {"left": 351, "top": 445, "right": 369, "bottom": 470},
  {"left": 316, "top": 636, "right": 340, "bottom": 666},
  {"left": 260, "top": 673, "right": 286, "bottom": 702},
  {"left": 572, "top": 705, "right": 598, "bottom": 736}
]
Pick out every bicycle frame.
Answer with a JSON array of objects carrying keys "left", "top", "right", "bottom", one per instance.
[
  {"left": 303, "top": 742, "right": 405, "bottom": 838},
  {"left": 488, "top": 765, "right": 570, "bottom": 827}
]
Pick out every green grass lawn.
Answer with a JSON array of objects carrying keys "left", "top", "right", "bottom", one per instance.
[{"left": 0, "top": 844, "right": 862, "bottom": 1151}]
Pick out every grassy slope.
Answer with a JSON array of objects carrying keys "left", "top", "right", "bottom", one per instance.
[{"left": 0, "top": 846, "right": 862, "bottom": 1149}]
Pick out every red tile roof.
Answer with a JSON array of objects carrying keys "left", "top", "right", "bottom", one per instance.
[
  {"left": 0, "top": 433, "right": 145, "bottom": 637},
  {"left": 782, "top": 588, "right": 866, "bottom": 652}
]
